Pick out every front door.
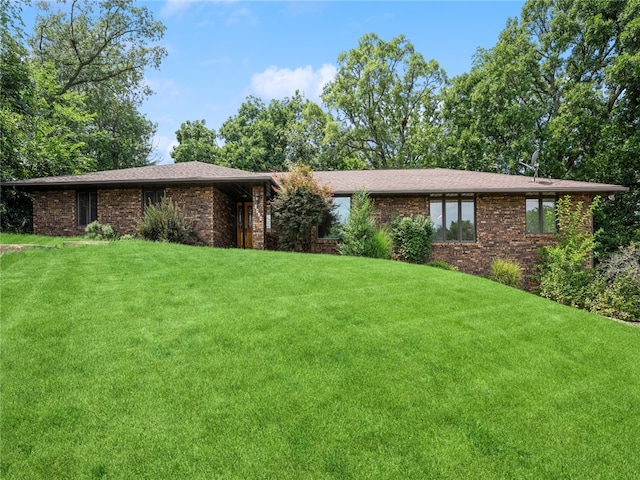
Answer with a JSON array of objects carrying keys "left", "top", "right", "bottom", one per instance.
[{"left": 236, "top": 202, "right": 253, "bottom": 248}]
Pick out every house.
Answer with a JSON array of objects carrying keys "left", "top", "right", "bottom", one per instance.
[{"left": 2, "top": 161, "right": 627, "bottom": 286}]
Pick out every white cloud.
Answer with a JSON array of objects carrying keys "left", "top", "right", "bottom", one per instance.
[
  {"left": 250, "top": 64, "right": 337, "bottom": 103},
  {"left": 153, "top": 135, "right": 178, "bottom": 165},
  {"left": 160, "top": 0, "right": 193, "bottom": 18}
]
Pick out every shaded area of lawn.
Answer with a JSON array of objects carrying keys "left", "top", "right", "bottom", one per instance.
[{"left": 1, "top": 241, "right": 639, "bottom": 479}]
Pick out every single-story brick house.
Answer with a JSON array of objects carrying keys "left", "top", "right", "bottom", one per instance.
[{"left": 2, "top": 161, "right": 627, "bottom": 285}]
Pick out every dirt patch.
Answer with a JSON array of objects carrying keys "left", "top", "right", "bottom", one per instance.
[{"left": 0, "top": 244, "right": 53, "bottom": 253}]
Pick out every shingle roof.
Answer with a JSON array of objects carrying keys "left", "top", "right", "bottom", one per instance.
[
  {"left": 2, "top": 161, "right": 274, "bottom": 187},
  {"left": 2, "top": 161, "right": 627, "bottom": 194},
  {"left": 308, "top": 168, "right": 628, "bottom": 195}
]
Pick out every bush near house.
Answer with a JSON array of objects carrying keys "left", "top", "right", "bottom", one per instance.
[
  {"left": 537, "top": 196, "right": 599, "bottom": 308},
  {"left": 271, "top": 164, "right": 334, "bottom": 252},
  {"left": 390, "top": 214, "right": 433, "bottom": 263},
  {"left": 137, "top": 196, "right": 199, "bottom": 245},
  {"left": 84, "top": 221, "right": 118, "bottom": 240},
  {"left": 338, "top": 189, "right": 391, "bottom": 259},
  {"left": 587, "top": 242, "right": 640, "bottom": 321},
  {"left": 490, "top": 258, "right": 522, "bottom": 289}
]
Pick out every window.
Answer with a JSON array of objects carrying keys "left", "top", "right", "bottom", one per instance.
[
  {"left": 526, "top": 196, "right": 556, "bottom": 234},
  {"left": 143, "top": 188, "right": 165, "bottom": 208},
  {"left": 77, "top": 191, "right": 97, "bottom": 226},
  {"left": 430, "top": 195, "right": 476, "bottom": 242},
  {"left": 318, "top": 196, "right": 351, "bottom": 239},
  {"left": 266, "top": 205, "right": 272, "bottom": 230}
]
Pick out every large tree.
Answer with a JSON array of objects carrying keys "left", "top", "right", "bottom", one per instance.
[
  {"left": 441, "top": 0, "right": 640, "bottom": 253},
  {"left": 322, "top": 33, "right": 446, "bottom": 169},
  {"left": 170, "top": 119, "right": 219, "bottom": 164},
  {"left": 217, "top": 92, "right": 342, "bottom": 172},
  {"left": 29, "top": 0, "right": 166, "bottom": 169}
]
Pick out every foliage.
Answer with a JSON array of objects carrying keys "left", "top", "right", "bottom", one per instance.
[
  {"left": 426, "top": 260, "right": 458, "bottom": 271},
  {"left": 323, "top": 33, "right": 446, "bottom": 168},
  {"left": 270, "top": 164, "right": 334, "bottom": 252},
  {"left": 337, "top": 189, "right": 385, "bottom": 258},
  {"left": 27, "top": 0, "right": 166, "bottom": 169},
  {"left": 217, "top": 93, "right": 344, "bottom": 172},
  {"left": 490, "top": 257, "right": 522, "bottom": 289},
  {"left": 537, "top": 196, "right": 599, "bottom": 308},
  {"left": 84, "top": 221, "right": 118, "bottom": 241},
  {"left": 370, "top": 227, "right": 393, "bottom": 260},
  {"left": 171, "top": 119, "right": 219, "bottom": 164},
  {"left": 390, "top": 214, "right": 434, "bottom": 263},
  {"left": 440, "top": 0, "right": 640, "bottom": 256},
  {"left": 587, "top": 242, "right": 640, "bottom": 322},
  {"left": 136, "top": 196, "right": 198, "bottom": 245}
]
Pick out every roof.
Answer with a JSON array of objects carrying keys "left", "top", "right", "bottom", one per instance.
[
  {"left": 309, "top": 168, "right": 628, "bottom": 195},
  {"left": 2, "top": 161, "right": 628, "bottom": 195},
  {"left": 2, "top": 161, "right": 275, "bottom": 188}
]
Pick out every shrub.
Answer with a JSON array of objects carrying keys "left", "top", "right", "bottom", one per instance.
[
  {"left": 85, "top": 221, "right": 118, "bottom": 240},
  {"left": 490, "top": 258, "right": 522, "bottom": 288},
  {"left": 537, "top": 196, "right": 599, "bottom": 308},
  {"left": 370, "top": 227, "right": 393, "bottom": 260},
  {"left": 271, "top": 164, "right": 334, "bottom": 252},
  {"left": 137, "top": 196, "right": 199, "bottom": 245},
  {"left": 587, "top": 242, "right": 640, "bottom": 321},
  {"left": 338, "top": 189, "right": 389, "bottom": 259},
  {"left": 426, "top": 260, "right": 458, "bottom": 271},
  {"left": 391, "top": 214, "right": 433, "bottom": 263}
]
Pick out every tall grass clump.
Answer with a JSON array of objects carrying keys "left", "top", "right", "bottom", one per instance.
[
  {"left": 137, "top": 196, "right": 199, "bottom": 245},
  {"left": 490, "top": 257, "right": 522, "bottom": 288}
]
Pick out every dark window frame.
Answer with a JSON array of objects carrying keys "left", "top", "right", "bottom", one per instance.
[
  {"left": 77, "top": 190, "right": 97, "bottom": 226},
  {"left": 430, "top": 194, "right": 476, "bottom": 243},
  {"left": 143, "top": 188, "right": 165, "bottom": 209},
  {"left": 526, "top": 195, "right": 557, "bottom": 234}
]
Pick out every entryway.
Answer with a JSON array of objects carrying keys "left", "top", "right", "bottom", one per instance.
[{"left": 236, "top": 202, "right": 253, "bottom": 248}]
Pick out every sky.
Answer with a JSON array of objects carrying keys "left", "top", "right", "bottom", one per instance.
[{"left": 22, "top": 1, "right": 527, "bottom": 164}]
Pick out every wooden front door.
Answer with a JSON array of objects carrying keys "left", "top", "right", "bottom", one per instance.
[{"left": 236, "top": 202, "right": 253, "bottom": 248}]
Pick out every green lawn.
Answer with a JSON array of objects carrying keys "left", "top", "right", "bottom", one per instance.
[
  {"left": 0, "top": 232, "right": 85, "bottom": 247},
  {"left": 1, "top": 240, "right": 639, "bottom": 479}
]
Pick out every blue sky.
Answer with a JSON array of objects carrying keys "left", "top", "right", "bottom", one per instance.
[{"left": 23, "top": 1, "right": 527, "bottom": 164}]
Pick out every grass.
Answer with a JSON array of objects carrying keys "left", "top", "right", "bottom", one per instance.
[
  {"left": 1, "top": 239, "right": 639, "bottom": 479},
  {"left": 0, "top": 232, "right": 85, "bottom": 247}
]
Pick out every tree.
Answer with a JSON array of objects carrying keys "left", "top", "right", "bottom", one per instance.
[
  {"left": 270, "top": 164, "right": 334, "bottom": 252},
  {"left": 217, "top": 93, "right": 342, "bottom": 172},
  {"left": 171, "top": 119, "right": 219, "bottom": 164},
  {"left": 28, "top": 0, "right": 166, "bottom": 169},
  {"left": 322, "top": 33, "right": 446, "bottom": 169},
  {"left": 440, "top": 0, "right": 640, "bottom": 254}
]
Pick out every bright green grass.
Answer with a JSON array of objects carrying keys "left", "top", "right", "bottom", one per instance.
[
  {"left": 0, "top": 232, "right": 84, "bottom": 247},
  {"left": 1, "top": 241, "right": 639, "bottom": 479}
]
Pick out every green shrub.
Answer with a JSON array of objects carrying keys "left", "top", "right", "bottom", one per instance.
[
  {"left": 537, "top": 196, "right": 599, "bottom": 308},
  {"left": 271, "top": 164, "right": 334, "bottom": 252},
  {"left": 338, "top": 189, "right": 378, "bottom": 258},
  {"left": 587, "top": 242, "right": 640, "bottom": 321},
  {"left": 426, "top": 260, "right": 458, "bottom": 271},
  {"left": 490, "top": 258, "right": 522, "bottom": 288},
  {"left": 391, "top": 215, "right": 433, "bottom": 263},
  {"left": 137, "top": 196, "right": 199, "bottom": 245},
  {"left": 84, "top": 221, "right": 118, "bottom": 240},
  {"left": 370, "top": 227, "right": 393, "bottom": 260}
]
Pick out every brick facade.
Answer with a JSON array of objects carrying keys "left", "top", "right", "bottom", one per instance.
[
  {"left": 33, "top": 190, "right": 84, "bottom": 237},
  {"left": 98, "top": 188, "right": 142, "bottom": 235},
  {"left": 304, "top": 193, "right": 594, "bottom": 290}
]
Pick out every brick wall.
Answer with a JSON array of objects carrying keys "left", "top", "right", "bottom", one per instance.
[
  {"left": 98, "top": 188, "right": 142, "bottom": 235},
  {"left": 33, "top": 190, "right": 84, "bottom": 237},
  {"left": 304, "top": 193, "right": 594, "bottom": 290},
  {"left": 252, "top": 185, "right": 265, "bottom": 250}
]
